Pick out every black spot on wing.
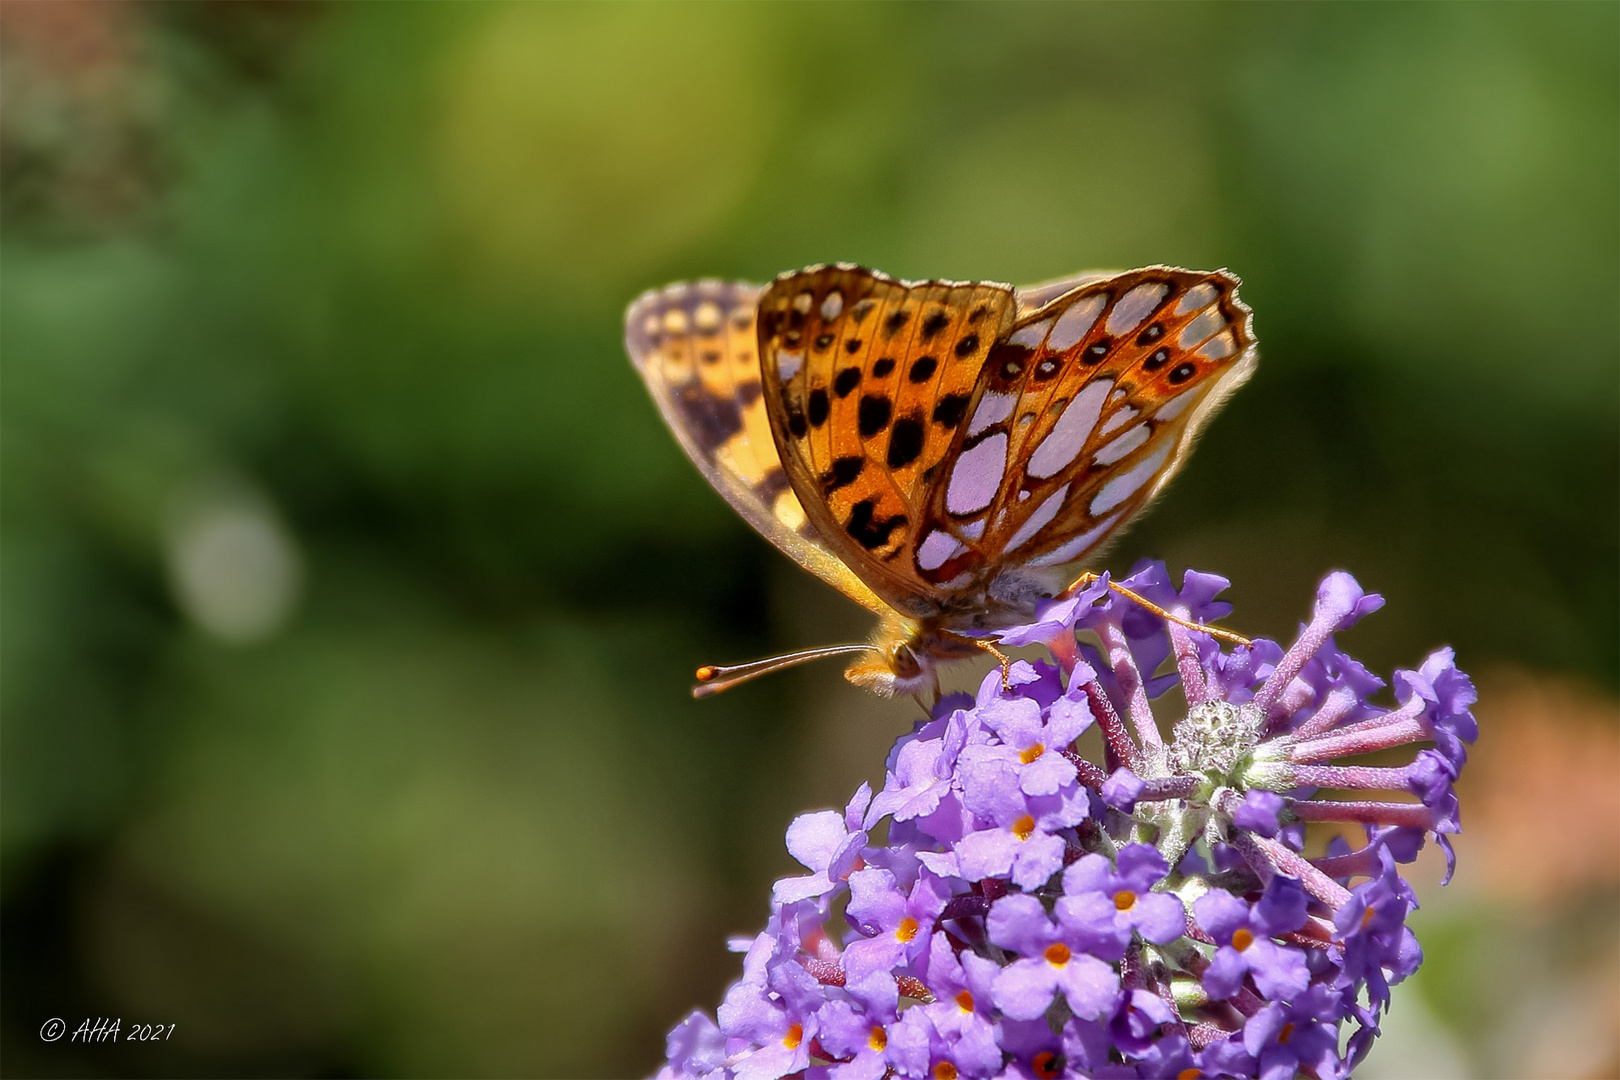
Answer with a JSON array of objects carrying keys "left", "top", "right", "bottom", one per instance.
[
  {"left": 873, "top": 357, "right": 895, "bottom": 378},
  {"left": 808, "top": 388, "right": 830, "bottom": 427},
  {"left": 757, "top": 467, "right": 791, "bottom": 502},
  {"left": 932, "top": 393, "right": 970, "bottom": 429},
  {"left": 785, "top": 396, "right": 808, "bottom": 439},
  {"left": 908, "top": 356, "right": 938, "bottom": 383},
  {"left": 834, "top": 366, "right": 862, "bottom": 398},
  {"left": 675, "top": 384, "right": 743, "bottom": 450},
  {"left": 858, "top": 394, "right": 893, "bottom": 438},
  {"left": 822, "top": 455, "right": 865, "bottom": 493},
  {"left": 886, "top": 416, "right": 925, "bottom": 468},
  {"left": 846, "top": 498, "right": 908, "bottom": 550}
]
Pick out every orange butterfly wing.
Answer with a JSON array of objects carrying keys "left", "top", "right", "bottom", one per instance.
[
  {"left": 755, "top": 265, "right": 1019, "bottom": 618},
  {"left": 754, "top": 266, "right": 1256, "bottom": 617}
]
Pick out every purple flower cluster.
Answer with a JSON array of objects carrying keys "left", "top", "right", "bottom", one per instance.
[{"left": 659, "top": 565, "right": 1476, "bottom": 1080}]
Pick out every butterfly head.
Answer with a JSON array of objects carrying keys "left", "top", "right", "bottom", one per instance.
[{"left": 842, "top": 615, "right": 984, "bottom": 697}]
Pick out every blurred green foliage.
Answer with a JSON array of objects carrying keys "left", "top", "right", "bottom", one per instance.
[{"left": 2, "top": 3, "right": 1614, "bottom": 1077}]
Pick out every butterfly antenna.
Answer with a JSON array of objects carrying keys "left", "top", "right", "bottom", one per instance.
[
  {"left": 1064, "top": 571, "right": 1251, "bottom": 647},
  {"left": 692, "top": 644, "right": 874, "bottom": 699}
]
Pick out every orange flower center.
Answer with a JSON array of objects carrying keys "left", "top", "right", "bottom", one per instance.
[
  {"left": 933, "top": 1063, "right": 958, "bottom": 1080},
  {"left": 955, "top": 990, "right": 974, "bottom": 1013},
  {"left": 897, "top": 916, "right": 920, "bottom": 943},
  {"left": 1020, "top": 742, "right": 1045, "bottom": 764},
  {"left": 868, "top": 1026, "right": 887, "bottom": 1052},
  {"left": 1032, "top": 1051, "right": 1060, "bottom": 1079},
  {"left": 784, "top": 1023, "right": 803, "bottom": 1050},
  {"left": 1114, "top": 890, "right": 1137, "bottom": 911},
  {"left": 1013, "top": 814, "right": 1036, "bottom": 840},
  {"left": 1178, "top": 1069, "right": 1203, "bottom": 1080},
  {"left": 1044, "top": 942, "right": 1071, "bottom": 966},
  {"left": 1279, "top": 1022, "right": 1296, "bottom": 1045},
  {"left": 1232, "top": 927, "right": 1254, "bottom": 952}
]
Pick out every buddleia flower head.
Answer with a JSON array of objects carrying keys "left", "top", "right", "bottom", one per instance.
[{"left": 657, "top": 564, "right": 1475, "bottom": 1080}]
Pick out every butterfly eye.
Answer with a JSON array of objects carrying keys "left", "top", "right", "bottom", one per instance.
[{"left": 891, "top": 644, "right": 923, "bottom": 680}]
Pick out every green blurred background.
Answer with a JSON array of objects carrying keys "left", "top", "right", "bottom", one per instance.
[{"left": 3, "top": 3, "right": 1615, "bottom": 1077}]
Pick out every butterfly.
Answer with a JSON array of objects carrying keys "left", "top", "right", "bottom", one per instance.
[{"left": 624, "top": 264, "right": 1256, "bottom": 698}]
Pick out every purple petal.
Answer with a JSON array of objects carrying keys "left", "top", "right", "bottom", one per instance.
[
  {"left": 1019, "top": 749, "right": 1078, "bottom": 797},
  {"left": 1202, "top": 945, "right": 1250, "bottom": 1000},
  {"left": 1252, "top": 875, "right": 1309, "bottom": 936},
  {"left": 1054, "top": 952, "right": 1122, "bottom": 1021},
  {"left": 979, "top": 695, "right": 1045, "bottom": 744},
  {"left": 954, "top": 827, "right": 1019, "bottom": 882},
  {"left": 1129, "top": 892, "right": 1187, "bottom": 944},
  {"left": 785, "top": 810, "right": 848, "bottom": 872},
  {"left": 845, "top": 782, "right": 874, "bottom": 832},
  {"left": 846, "top": 868, "right": 906, "bottom": 934},
  {"left": 986, "top": 893, "right": 1055, "bottom": 956},
  {"left": 1053, "top": 891, "right": 1131, "bottom": 961},
  {"left": 1246, "top": 939, "right": 1311, "bottom": 1001},
  {"left": 1044, "top": 691, "right": 1096, "bottom": 743},
  {"left": 665, "top": 1010, "right": 726, "bottom": 1076},
  {"left": 1061, "top": 852, "right": 1114, "bottom": 896},
  {"left": 1193, "top": 890, "right": 1251, "bottom": 943},
  {"left": 1009, "top": 831, "right": 1068, "bottom": 890},
  {"left": 1114, "top": 843, "right": 1170, "bottom": 892},
  {"left": 1315, "top": 571, "right": 1385, "bottom": 632},
  {"left": 1101, "top": 768, "right": 1146, "bottom": 811},
  {"left": 1233, "top": 790, "right": 1284, "bottom": 837},
  {"left": 990, "top": 957, "right": 1061, "bottom": 1021}
]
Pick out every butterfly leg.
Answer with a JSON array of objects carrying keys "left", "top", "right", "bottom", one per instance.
[
  {"left": 1062, "top": 571, "right": 1251, "bottom": 647},
  {"left": 974, "top": 638, "right": 1015, "bottom": 692}
]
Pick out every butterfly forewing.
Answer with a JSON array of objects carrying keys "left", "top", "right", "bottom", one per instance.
[
  {"left": 625, "top": 280, "right": 885, "bottom": 612},
  {"left": 756, "top": 265, "right": 1017, "bottom": 616}
]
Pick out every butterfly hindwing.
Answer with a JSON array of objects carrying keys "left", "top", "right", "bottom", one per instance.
[
  {"left": 625, "top": 280, "right": 886, "bottom": 613},
  {"left": 916, "top": 267, "right": 1257, "bottom": 582},
  {"left": 756, "top": 265, "right": 1018, "bottom": 617}
]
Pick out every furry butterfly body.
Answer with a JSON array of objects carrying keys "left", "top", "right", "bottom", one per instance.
[{"left": 625, "top": 264, "right": 1256, "bottom": 696}]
